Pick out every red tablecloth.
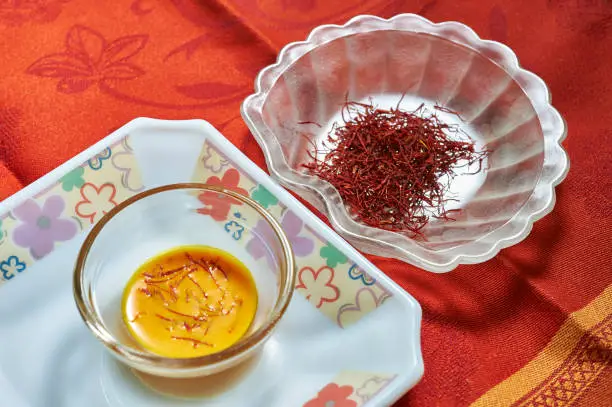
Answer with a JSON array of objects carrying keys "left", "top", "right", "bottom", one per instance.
[{"left": 1, "top": 1, "right": 611, "bottom": 406}]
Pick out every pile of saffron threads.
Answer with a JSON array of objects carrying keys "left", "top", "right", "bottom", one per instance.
[{"left": 302, "top": 100, "right": 487, "bottom": 235}]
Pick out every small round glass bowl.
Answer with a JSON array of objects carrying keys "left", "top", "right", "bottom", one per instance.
[
  {"left": 242, "top": 13, "right": 569, "bottom": 272},
  {"left": 73, "top": 183, "right": 295, "bottom": 378}
]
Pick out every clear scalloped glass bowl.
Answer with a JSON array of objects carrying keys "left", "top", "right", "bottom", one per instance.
[{"left": 241, "top": 14, "right": 568, "bottom": 272}]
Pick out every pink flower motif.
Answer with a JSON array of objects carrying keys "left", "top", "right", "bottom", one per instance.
[
  {"left": 75, "top": 183, "right": 118, "bottom": 224},
  {"left": 12, "top": 196, "right": 77, "bottom": 259},
  {"left": 27, "top": 25, "right": 148, "bottom": 93},
  {"left": 197, "top": 169, "right": 248, "bottom": 221},
  {"left": 296, "top": 266, "right": 340, "bottom": 308},
  {"left": 303, "top": 383, "right": 357, "bottom": 407}
]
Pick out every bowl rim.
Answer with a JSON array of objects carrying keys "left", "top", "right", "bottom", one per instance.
[
  {"left": 241, "top": 13, "right": 569, "bottom": 272},
  {"left": 73, "top": 182, "right": 296, "bottom": 371}
]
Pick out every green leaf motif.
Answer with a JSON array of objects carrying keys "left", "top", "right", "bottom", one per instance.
[
  {"left": 251, "top": 184, "right": 278, "bottom": 209},
  {"left": 60, "top": 167, "right": 85, "bottom": 192},
  {"left": 320, "top": 243, "right": 348, "bottom": 268}
]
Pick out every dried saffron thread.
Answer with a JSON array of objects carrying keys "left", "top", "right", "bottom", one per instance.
[
  {"left": 134, "top": 252, "right": 246, "bottom": 341},
  {"left": 205, "top": 319, "right": 213, "bottom": 335},
  {"left": 227, "top": 302, "right": 241, "bottom": 333},
  {"left": 297, "top": 121, "right": 322, "bottom": 128},
  {"left": 142, "top": 265, "right": 185, "bottom": 280},
  {"left": 187, "top": 274, "right": 208, "bottom": 298},
  {"left": 185, "top": 288, "right": 195, "bottom": 303},
  {"left": 185, "top": 252, "right": 227, "bottom": 287},
  {"left": 170, "top": 336, "right": 213, "bottom": 348},
  {"left": 183, "top": 322, "right": 200, "bottom": 332},
  {"left": 144, "top": 269, "right": 191, "bottom": 285},
  {"left": 143, "top": 283, "right": 177, "bottom": 302},
  {"left": 303, "top": 99, "right": 487, "bottom": 235},
  {"left": 209, "top": 257, "right": 228, "bottom": 280},
  {"left": 166, "top": 308, "right": 209, "bottom": 322},
  {"left": 146, "top": 285, "right": 171, "bottom": 303},
  {"left": 129, "top": 312, "right": 146, "bottom": 323},
  {"left": 155, "top": 313, "right": 173, "bottom": 322}
]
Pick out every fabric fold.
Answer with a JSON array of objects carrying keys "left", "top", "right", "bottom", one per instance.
[{"left": 0, "top": 161, "right": 24, "bottom": 201}]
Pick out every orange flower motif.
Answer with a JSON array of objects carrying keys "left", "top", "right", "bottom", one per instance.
[
  {"left": 75, "top": 183, "right": 118, "bottom": 224},
  {"left": 296, "top": 266, "right": 340, "bottom": 309},
  {"left": 197, "top": 169, "right": 248, "bottom": 221},
  {"left": 303, "top": 383, "right": 357, "bottom": 407},
  {"left": 27, "top": 25, "right": 148, "bottom": 93}
]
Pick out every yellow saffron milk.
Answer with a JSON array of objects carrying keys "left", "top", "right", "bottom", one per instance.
[{"left": 122, "top": 245, "right": 258, "bottom": 358}]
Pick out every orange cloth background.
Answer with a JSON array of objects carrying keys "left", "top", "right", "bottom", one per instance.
[{"left": 1, "top": 1, "right": 611, "bottom": 406}]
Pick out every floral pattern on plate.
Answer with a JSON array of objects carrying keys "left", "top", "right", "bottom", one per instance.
[
  {"left": 192, "top": 142, "right": 392, "bottom": 328},
  {"left": 196, "top": 169, "right": 248, "bottom": 221},
  {"left": 296, "top": 265, "right": 340, "bottom": 308},
  {"left": 0, "top": 135, "right": 143, "bottom": 283},
  {"left": 304, "top": 383, "right": 356, "bottom": 407},
  {"left": 302, "top": 371, "right": 398, "bottom": 407},
  {"left": 75, "top": 183, "right": 118, "bottom": 224},
  {"left": 12, "top": 195, "right": 78, "bottom": 259}
]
